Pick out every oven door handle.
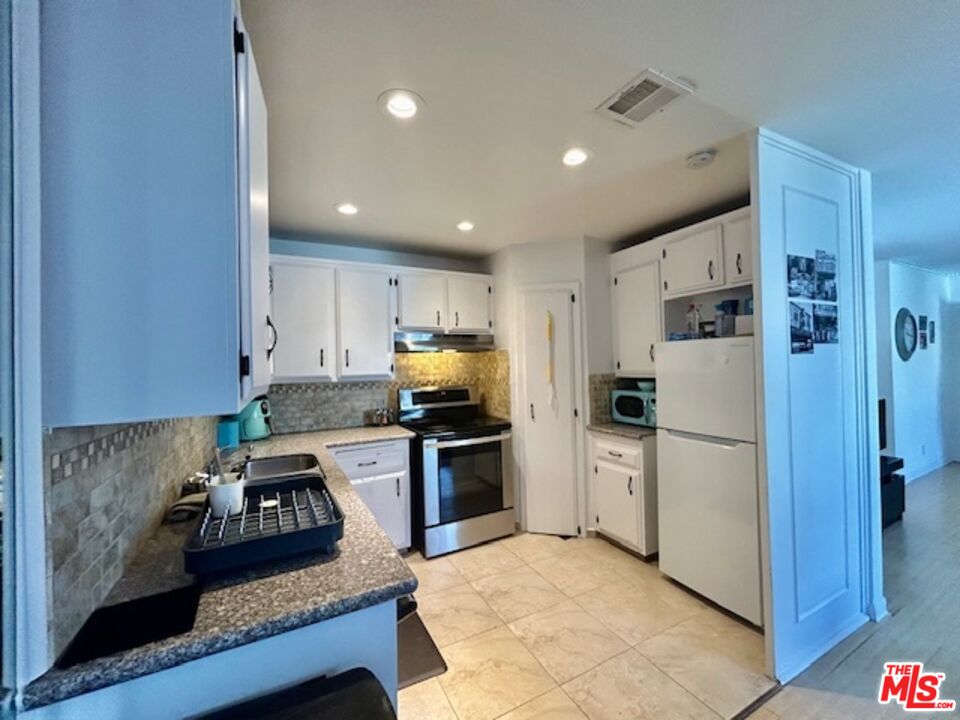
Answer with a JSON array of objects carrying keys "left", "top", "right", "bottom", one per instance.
[{"left": 423, "top": 432, "right": 512, "bottom": 450}]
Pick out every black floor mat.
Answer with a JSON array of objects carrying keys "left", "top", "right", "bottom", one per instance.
[{"left": 397, "top": 610, "right": 447, "bottom": 690}]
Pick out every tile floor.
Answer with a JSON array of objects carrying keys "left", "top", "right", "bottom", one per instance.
[{"left": 399, "top": 533, "right": 774, "bottom": 720}]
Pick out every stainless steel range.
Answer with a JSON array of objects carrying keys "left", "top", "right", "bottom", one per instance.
[{"left": 399, "top": 386, "right": 514, "bottom": 558}]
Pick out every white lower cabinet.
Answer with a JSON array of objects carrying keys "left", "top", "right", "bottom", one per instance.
[
  {"left": 333, "top": 440, "right": 411, "bottom": 550},
  {"left": 590, "top": 432, "right": 657, "bottom": 556}
]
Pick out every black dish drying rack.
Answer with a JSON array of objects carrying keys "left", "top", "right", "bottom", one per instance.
[{"left": 183, "top": 473, "right": 344, "bottom": 575}]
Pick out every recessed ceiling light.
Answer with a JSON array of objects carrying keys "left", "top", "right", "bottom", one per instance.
[
  {"left": 377, "top": 89, "right": 423, "bottom": 120},
  {"left": 456, "top": 221, "right": 474, "bottom": 232},
  {"left": 562, "top": 147, "right": 591, "bottom": 167},
  {"left": 335, "top": 202, "right": 358, "bottom": 216},
  {"left": 686, "top": 148, "right": 717, "bottom": 170}
]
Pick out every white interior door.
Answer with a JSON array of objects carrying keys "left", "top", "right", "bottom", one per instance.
[
  {"left": 755, "top": 130, "right": 873, "bottom": 681},
  {"left": 520, "top": 288, "right": 579, "bottom": 536}
]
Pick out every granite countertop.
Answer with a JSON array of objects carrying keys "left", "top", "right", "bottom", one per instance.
[
  {"left": 23, "top": 426, "right": 418, "bottom": 710},
  {"left": 587, "top": 422, "right": 657, "bottom": 441}
]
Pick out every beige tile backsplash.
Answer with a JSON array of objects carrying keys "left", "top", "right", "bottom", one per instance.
[
  {"left": 269, "top": 350, "right": 511, "bottom": 433},
  {"left": 45, "top": 417, "right": 216, "bottom": 657}
]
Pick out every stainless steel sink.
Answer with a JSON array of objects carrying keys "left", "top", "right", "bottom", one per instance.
[{"left": 243, "top": 453, "right": 321, "bottom": 483}]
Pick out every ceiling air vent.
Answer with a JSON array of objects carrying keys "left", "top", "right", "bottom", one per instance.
[{"left": 596, "top": 69, "right": 694, "bottom": 128}]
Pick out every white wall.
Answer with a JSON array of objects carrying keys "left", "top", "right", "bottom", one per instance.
[
  {"left": 875, "top": 261, "right": 957, "bottom": 480},
  {"left": 271, "top": 236, "right": 486, "bottom": 273}
]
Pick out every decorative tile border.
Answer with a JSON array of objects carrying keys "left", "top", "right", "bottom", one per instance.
[{"left": 49, "top": 419, "right": 177, "bottom": 485}]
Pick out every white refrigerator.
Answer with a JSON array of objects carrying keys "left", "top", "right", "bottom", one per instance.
[{"left": 655, "top": 336, "right": 762, "bottom": 625}]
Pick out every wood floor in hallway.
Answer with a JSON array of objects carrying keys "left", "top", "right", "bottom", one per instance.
[{"left": 753, "top": 462, "right": 960, "bottom": 718}]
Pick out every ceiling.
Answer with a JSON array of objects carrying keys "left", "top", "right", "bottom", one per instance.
[{"left": 242, "top": 0, "right": 960, "bottom": 270}]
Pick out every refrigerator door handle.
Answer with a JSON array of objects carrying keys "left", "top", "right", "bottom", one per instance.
[{"left": 663, "top": 428, "right": 749, "bottom": 448}]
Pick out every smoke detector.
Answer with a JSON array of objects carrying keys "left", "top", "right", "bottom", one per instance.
[
  {"left": 596, "top": 69, "right": 694, "bottom": 128},
  {"left": 686, "top": 149, "right": 717, "bottom": 170}
]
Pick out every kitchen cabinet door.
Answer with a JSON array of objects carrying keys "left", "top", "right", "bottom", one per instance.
[
  {"left": 614, "top": 262, "right": 661, "bottom": 376},
  {"left": 398, "top": 273, "right": 447, "bottom": 331},
  {"left": 723, "top": 214, "right": 753, "bottom": 285},
  {"left": 448, "top": 276, "right": 492, "bottom": 333},
  {"left": 269, "top": 260, "right": 336, "bottom": 381},
  {"left": 338, "top": 268, "right": 394, "bottom": 378},
  {"left": 595, "top": 460, "right": 639, "bottom": 548},
  {"left": 239, "top": 47, "right": 272, "bottom": 401},
  {"left": 661, "top": 225, "right": 723, "bottom": 297},
  {"left": 352, "top": 473, "right": 411, "bottom": 549}
]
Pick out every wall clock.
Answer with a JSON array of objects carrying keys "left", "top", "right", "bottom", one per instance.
[{"left": 895, "top": 307, "right": 917, "bottom": 361}]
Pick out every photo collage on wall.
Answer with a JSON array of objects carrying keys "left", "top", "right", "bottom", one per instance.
[
  {"left": 788, "top": 249, "right": 838, "bottom": 354},
  {"left": 919, "top": 315, "right": 928, "bottom": 349}
]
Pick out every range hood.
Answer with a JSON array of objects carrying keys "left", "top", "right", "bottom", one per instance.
[{"left": 394, "top": 332, "right": 495, "bottom": 353}]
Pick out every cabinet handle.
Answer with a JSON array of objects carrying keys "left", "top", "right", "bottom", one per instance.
[
  {"left": 436, "top": 310, "right": 441, "bottom": 326},
  {"left": 530, "top": 404, "right": 536, "bottom": 421},
  {"left": 266, "top": 315, "right": 278, "bottom": 359},
  {"left": 736, "top": 252, "right": 743, "bottom": 275},
  {"left": 357, "top": 460, "right": 377, "bottom": 467},
  {"left": 320, "top": 348, "right": 324, "bottom": 367},
  {"left": 707, "top": 260, "right": 714, "bottom": 281},
  {"left": 628, "top": 477, "right": 633, "bottom": 496},
  {"left": 396, "top": 477, "right": 401, "bottom": 497},
  {"left": 663, "top": 280, "right": 668, "bottom": 291},
  {"left": 608, "top": 450, "right": 623, "bottom": 458},
  {"left": 345, "top": 349, "right": 350, "bottom": 367},
  {"left": 455, "top": 311, "right": 459, "bottom": 327},
  {"left": 649, "top": 344, "right": 654, "bottom": 362}
]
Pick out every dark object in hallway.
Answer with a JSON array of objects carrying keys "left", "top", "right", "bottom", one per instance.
[
  {"left": 880, "top": 455, "right": 905, "bottom": 529},
  {"left": 397, "top": 601, "right": 447, "bottom": 689},
  {"left": 197, "top": 667, "right": 396, "bottom": 720},
  {"left": 56, "top": 584, "right": 201, "bottom": 669}
]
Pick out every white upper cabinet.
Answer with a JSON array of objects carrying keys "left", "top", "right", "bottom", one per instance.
[
  {"left": 448, "top": 276, "right": 492, "bottom": 333},
  {"left": 397, "top": 273, "right": 447, "bottom": 331},
  {"left": 41, "top": 1, "right": 269, "bottom": 426},
  {"left": 269, "top": 260, "right": 336, "bottom": 381},
  {"left": 397, "top": 272, "right": 493, "bottom": 333},
  {"left": 723, "top": 214, "right": 753, "bottom": 285},
  {"left": 613, "top": 262, "right": 661, "bottom": 376},
  {"left": 661, "top": 225, "right": 724, "bottom": 297},
  {"left": 338, "top": 268, "right": 394, "bottom": 378}
]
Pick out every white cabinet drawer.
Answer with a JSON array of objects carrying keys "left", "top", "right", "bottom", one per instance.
[
  {"left": 333, "top": 441, "right": 408, "bottom": 479},
  {"left": 595, "top": 439, "right": 642, "bottom": 469}
]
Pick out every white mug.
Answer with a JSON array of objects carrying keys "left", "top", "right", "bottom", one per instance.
[{"left": 208, "top": 473, "right": 245, "bottom": 518}]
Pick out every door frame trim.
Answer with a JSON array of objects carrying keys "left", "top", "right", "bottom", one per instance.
[{"left": 513, "top": 282, "right": 586, "bottom": 538}]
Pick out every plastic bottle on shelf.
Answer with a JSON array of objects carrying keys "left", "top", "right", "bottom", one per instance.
[{"left": 685, "top": 304, "right": 703, "bottom": 338}]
